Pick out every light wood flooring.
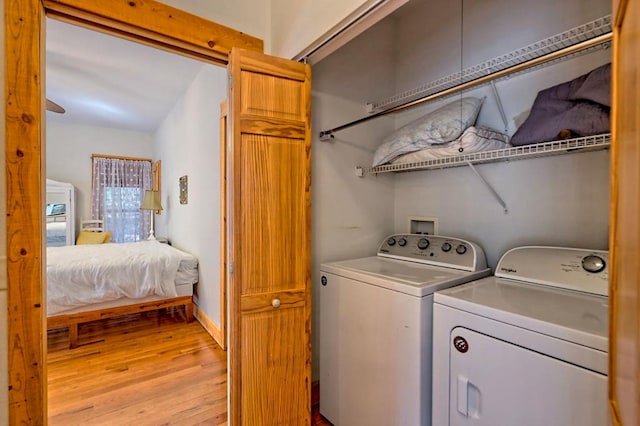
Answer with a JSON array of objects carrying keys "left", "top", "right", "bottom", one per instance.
[
  {"left": 47, "top": 309, "right": 332, "bottom": 425},
  {"left": 47, "top": 309, "right": 228, "bottom": 425}
]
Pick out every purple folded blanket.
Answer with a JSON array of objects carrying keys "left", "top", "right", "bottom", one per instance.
[{"left": 511, "top": 63, "right": 610, "bottom": 146}]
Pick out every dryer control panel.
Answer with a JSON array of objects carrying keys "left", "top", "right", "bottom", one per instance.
[
  {"left": 495, "top": 246, "right": 609, "bottom": 296},
  {"left": 377, "top": 234, "right": 487, "bottom": 272}
]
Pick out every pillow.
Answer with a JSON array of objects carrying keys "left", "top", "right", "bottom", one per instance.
[
  {"left": 102, "top": 232, "right": 112, "bottom": 243},
  {"left": 372, "top": 97, "right": 484, "bottom": 167},
  {"left": 76, "top": 230, "right": 109, "bottom": 245},
  {"left": 390, "top": 126, "right": 510, "bottom": 164}
]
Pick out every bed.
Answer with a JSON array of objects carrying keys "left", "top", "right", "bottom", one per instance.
[{"left": 47, "top": 240, "right": 199, "bottom": 348}]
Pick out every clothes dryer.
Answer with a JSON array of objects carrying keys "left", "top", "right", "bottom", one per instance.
[
  {"left": 432, "top": 246, "right": 609, "bottom": 426},
  {"left": 319, "top": 234, "right": 490, "bottom": 426}
]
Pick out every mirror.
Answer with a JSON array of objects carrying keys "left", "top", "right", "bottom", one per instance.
[{"left": 45, "top": 179, "right": 76, "bottom": 247}]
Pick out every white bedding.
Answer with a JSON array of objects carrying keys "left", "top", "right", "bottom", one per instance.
[{"left": 47, "top": 241, "right": 197, "bottom": 315}]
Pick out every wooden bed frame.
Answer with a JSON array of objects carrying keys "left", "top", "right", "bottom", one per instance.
[{"left": 47, "top": 296, "right": 194, "bottom": 349}]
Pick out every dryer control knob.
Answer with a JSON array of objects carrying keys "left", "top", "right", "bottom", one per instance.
[
  {"left": 441, "top": 242, "right": 452, "bottom": 252},
  {"left": 417, "top": 238, "right": 430, "bottom": 250},
  {"left": 456, "top": 244, "right": 467, "bottom": 255},
  {"left": 387, "top": 237, "right": 396, "bottom": 246},
  {"left": 398, "top": 238, "right": 407, "bottom": 247},
  {"left": 582, "top": 255, "right": 606, "bottom": 273}
]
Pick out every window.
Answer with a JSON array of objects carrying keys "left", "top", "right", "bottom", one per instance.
[{"left": 92, "top": 155, "right": 152, "bottom": 243}]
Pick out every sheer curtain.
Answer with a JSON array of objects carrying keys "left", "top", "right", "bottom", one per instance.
[{"left": 92, "top": 157, "right": 152, "bottom": 243}]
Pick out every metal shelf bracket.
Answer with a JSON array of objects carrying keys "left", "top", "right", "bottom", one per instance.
[
  {"left": 490, "top": 81, "right": 509, "bottom": 134},
  {"left": 466, "top": 161, "right": 508, "bottom": 214}
]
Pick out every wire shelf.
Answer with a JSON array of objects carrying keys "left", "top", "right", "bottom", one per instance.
[
  {"left": 358, "top": 133, "right": 611, "bottom": 176},
  {"left": 368, "top": 15, "right": 612, "bottom": 111}
]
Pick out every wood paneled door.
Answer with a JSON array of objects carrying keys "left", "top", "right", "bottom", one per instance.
[
  {"left": 609, "top": 0, "right": 640, "bottom": 423},
  {"left": 228, "top": 48, "right": 312, "bottom": 425}
]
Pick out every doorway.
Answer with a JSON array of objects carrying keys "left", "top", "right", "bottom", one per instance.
[
  {"left": 44, "top": 15, "right": 226, "bottom": 422},
  {"left": 5, "top": 1, "right": 262, "bottom": 422}
]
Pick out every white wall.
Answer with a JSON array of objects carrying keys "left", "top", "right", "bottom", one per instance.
[
  {"left": 271, "top": 0, "right": 375, "bottom": 58},
  {"left": 46, "top": 122, "right": 154, "bottom": 232},
  {"left": 158, "top": 0, "right": 271, "bottom": 53},
  {"left": 154, "top": 64, "right": 227, "bottom": 327},
  {"left": 393, "top": 151, "right": 610, "bottom": 267}
]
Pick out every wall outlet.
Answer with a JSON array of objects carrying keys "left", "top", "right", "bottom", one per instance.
[{"left": 408, "top": 216, "right": 439, "bottom": 235}]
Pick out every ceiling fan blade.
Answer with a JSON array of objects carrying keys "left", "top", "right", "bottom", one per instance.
[{"left": 46, "top": 98, "right": 65, "bottom": 114}]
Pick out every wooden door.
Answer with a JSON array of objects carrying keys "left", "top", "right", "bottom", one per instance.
[
  {"left": 227, "top": 48, "right": 312, "bottom": 425},
  {"left": 609, "top": 0, "right": 640, "bottom": 424}
]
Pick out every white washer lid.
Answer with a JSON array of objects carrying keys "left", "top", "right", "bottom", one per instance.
[
  {"left": 434, "top": 276, "right": 608, "bottom": 351},
  {"left": 321, "top": 256, "right": 491, "bottom": 297}
]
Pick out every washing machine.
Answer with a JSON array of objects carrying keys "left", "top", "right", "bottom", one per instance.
[
  {"left": 319, "top": 234, "right": 490, "bottom": 426},
  {"left": 432, "top": 246, "right": 609, "bottom": 426}
]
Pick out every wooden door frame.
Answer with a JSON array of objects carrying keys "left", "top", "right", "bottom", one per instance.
[
  {"left": 5, "top": 0, "right": 262, "bottom": 423},
  {"left": 219, "top": 100, "right": 228, "bottom": 351}
]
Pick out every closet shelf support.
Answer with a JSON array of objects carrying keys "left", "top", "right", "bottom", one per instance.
[
  {"left": 320, "top": 131, "right": 335, "bottom": 141},
  {"left": 490, "top": 81, "right": 509, "bottom": 134},
  {"left": 466, "top": 161, "right": 508, "bottom": 214}
]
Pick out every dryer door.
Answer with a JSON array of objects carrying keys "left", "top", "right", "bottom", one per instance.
[{"left": 449, "top": 327, "right": 607, "bottom": 426}]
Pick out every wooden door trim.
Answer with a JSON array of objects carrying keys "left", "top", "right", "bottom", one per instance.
[
  {"left": 43, "top": 0, "right": 263, "bottom": 65},
  {"left": 5, "top": 1, "right": 46, "bottom": 423},
  {"left": 608, "top": 0, "right": 640, "bottom": 423},
  {"left": 614, "top": 0, "right": 630, "bottom": 27},
  {"left": 5, "top": 1, "right": 262, "bottom": 423},
  {"left": 608, "top": 10, "right": 622, "bottom": 422}
]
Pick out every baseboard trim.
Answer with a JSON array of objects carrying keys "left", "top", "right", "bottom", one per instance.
[{"left": 193, "top": 303, "right": 226, "bottom": 350}]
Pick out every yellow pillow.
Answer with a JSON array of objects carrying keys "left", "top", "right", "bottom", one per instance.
[
  {"left": 76, "top": 230, "right": 109, "bottom": 245},
  {"left": 102, "top": 232, "right": 112, "bottom": 243}
]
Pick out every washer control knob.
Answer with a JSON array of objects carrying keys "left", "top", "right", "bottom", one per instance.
[
  {"left": 398, "top": 238, "right": 407, "bottom": 247},
  {"left": 441, "top": 242, "right": 452, "bottom": 252},
  {"left": 387, "top": 237, "right": 396, "bottom": 246},
  {"left": 582, "top": 255, "right": 606, "bottom": 273},
  {"left": 456, "top": 244, "right": 467, "bottom": 255},
  {"left": 417, "top": 238, "right": 430, "bottom": 250}
]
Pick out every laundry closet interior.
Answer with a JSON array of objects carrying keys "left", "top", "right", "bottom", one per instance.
[{"left": 311, "top": 0, "right": 611, "bottom": 375}]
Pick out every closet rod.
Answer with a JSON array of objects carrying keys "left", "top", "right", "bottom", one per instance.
[{"left": 319, "top": 32, "right": 612, "bottom": 140}]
